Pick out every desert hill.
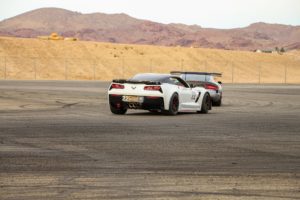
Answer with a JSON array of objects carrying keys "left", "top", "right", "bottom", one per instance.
[
  {"left": 0, "top": 8, "right": 300, "bottom": 51},
  {"left": 0, "top": 36, "right": 299, "bottom": 83}
]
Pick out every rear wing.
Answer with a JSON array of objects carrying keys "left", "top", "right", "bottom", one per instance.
[
  {"left": 170, "top": 71, "right": 222, "bottom": 77},
  {"left": 112, "top": 79, "right": 161, "bottom": 85}
]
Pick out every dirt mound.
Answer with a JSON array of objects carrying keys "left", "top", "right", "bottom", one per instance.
[{"left": 0, "top": 36, "right": 299, "bottom": 83}]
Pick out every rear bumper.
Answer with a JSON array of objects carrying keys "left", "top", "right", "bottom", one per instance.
[
  {"left": 208, "top": 90, "right": 222, "bottom": 102},
  {"left": 109, "top": 95, "right": 164, "bottom": 110}
]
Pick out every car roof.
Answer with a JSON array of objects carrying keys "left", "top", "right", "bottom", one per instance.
[
  {"left": 131, "top": 73, "right": 174, "bottom": 80},
  {"left": 170, "top": 71, "right": 222, "bottom": 77}
]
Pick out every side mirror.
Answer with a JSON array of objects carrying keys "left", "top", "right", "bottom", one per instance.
[
  {"left": 218, "top": 81, "right": 222, "bottom": 85},
  {"left": 189, "top": 83, "right": 194, "bottom": 88}
]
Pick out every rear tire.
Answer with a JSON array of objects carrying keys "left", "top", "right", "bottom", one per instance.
[
  {"left": 164, "top": 93, "right": 179, "bottom": 115},
  {"left": 110, "top": 104, "right": 127, "bottom": 115},
  {"left": 213, "top": 98, "right": 222, "bottom": 107},
  {"left": 198, "top": 93, "right": 211, "bottom": 114}
]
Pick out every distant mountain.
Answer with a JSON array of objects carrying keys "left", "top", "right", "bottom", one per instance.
[{"left": 0, "top": 7, "right": 299, "bottom": 50}]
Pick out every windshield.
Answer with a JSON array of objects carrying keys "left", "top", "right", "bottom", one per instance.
[{"left": 181, "top": 74, "right": 211, "bottom": 82}]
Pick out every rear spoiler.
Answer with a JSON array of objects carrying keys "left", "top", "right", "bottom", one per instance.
[
  {"left": 170, "top": 71, "right": 222, "bottom": 77},
  {"left": 112, "top": 79, "right": 161, "bottom": 85}
]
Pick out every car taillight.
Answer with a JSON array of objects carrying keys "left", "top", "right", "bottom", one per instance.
[
  {"left": 110, "top": 83, "right": 124, "bottom": 90},
  {"left": 205, "top": 84, "right": 218, "bottom": 91},
  {"left": 144, "top": 86, "right": 162, "bottom": 93}
]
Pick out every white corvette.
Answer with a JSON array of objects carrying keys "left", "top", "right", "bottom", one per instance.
[{"left": 108, "top": 73, "right": 212, "bottom": 115}]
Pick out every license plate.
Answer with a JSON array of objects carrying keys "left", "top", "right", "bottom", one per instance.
[{"left": 122, "top": 96, "right": 143, "bottom": 102}]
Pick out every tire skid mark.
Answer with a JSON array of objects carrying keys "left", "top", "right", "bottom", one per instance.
[{"left": 55, "top": 100, "right": 80, "bottom": 108}]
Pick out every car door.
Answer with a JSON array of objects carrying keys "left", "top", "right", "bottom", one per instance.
[{"left": 169, "top": 77, "right": 194, "bottom": 103}]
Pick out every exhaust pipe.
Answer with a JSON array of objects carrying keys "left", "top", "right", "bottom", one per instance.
[{"left": 128, "top": 103, "right": 139, "bottom": 109}]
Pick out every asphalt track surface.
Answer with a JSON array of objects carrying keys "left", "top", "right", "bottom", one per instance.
[{"left": 0, "top": 80, "right": 299, "bottom": 200}]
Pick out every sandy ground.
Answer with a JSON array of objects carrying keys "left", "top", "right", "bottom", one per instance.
[
  {"left": 1, "top": 37, "right": 300, "bottom": 83},
  {"left": 0, "top": 80, "right": 299, "bottom": 199}
]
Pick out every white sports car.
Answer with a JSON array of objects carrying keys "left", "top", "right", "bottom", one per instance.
[{"left": 108, "top": 73, "right": 212, "bottom": 115}]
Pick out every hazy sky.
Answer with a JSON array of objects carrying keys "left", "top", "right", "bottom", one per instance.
[{"left": 0, "top": 0, "right": 299, "bottom": 28}]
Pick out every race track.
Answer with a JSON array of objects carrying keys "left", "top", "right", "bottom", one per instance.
[{"left": 0, "top": 81, "right": 299, "bottom": 200}]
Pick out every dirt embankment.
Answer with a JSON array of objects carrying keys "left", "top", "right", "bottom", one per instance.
[{"left": 0, "top": 36, "right": 299, "bottom": 83}]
